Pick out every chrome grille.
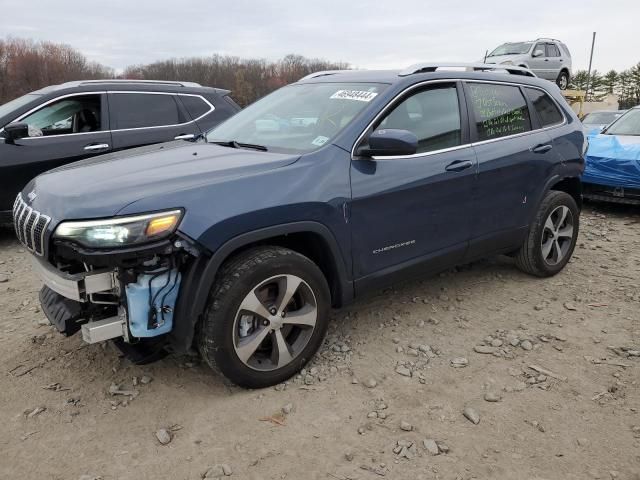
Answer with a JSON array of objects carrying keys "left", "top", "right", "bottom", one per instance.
[{"left": 12, "top": 194, "right": 50, "bottom": 256}]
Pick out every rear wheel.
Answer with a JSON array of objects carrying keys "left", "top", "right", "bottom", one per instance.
[
  {"left": 516, "top": 191, "right": 579, "bottom": 277},
  {"left": 198, "top": 246, "right": 331, "bottom": 388},
  {"left": 556, "top": 71, "right": 569, "bottom": 90}
]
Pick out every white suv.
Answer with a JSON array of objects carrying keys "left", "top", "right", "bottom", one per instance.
[{"left": 484, "top": 38, "right": 572, "bottom": 90}]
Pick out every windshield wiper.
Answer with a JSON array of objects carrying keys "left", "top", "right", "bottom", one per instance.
[{"left": 211, "top": 140, "right": 268, "bottom": 151}]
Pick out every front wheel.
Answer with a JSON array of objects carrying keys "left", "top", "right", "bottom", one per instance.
[
  {"left": 556, "top": 71, "right": 569, "bottom": 90},
  {"left": 515, "top": 191, "right": 579, "bottom": 277},
  {"left": 198, "top": 246, "right": 331, "bottom": 388}
]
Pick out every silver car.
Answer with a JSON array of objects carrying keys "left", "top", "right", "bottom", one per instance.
[{"left": 484, "top": 38, "right": 572, "bottom": 89}]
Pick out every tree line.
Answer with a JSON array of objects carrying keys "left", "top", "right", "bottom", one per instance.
[
  {"left": 0, "top": 37, "right": 348, "bottom": 107},
  {"left": 1, "top": 37, "right": 639, "bottom": 109},
  {"left": 570, "top": 63, "right": 640, "bottom": 109},
  {"left": 0, "top": 38, "right": 113, "bottom": 106}
]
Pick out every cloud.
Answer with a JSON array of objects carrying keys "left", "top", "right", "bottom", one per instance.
[{"left": 0, "top": 0, "right": 636, "bottom": 72}]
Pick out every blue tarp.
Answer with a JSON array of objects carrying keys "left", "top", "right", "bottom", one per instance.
[{"left": 583, "top": 134, "right": 640, "bottom": 189}]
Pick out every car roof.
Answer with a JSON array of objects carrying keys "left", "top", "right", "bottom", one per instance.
[
  {"left": 296, "top": 63, "right": 548, "bottom": 89},
  {"left": 31, "top": 79, "right": 230, "bottom": 97}
]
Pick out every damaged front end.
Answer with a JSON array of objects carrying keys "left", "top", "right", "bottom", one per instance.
[{"left": 16, "top": 200, "right": 202, "bottom": 357}]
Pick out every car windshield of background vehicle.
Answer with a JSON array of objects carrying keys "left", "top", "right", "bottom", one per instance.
[
  {"left": 206, "top": 82, "right": 388, "bottom": 154},
  {"left": 605, "top": 109, "right": 640, "bottom": 136},
  {"left": 0, "top": 93, "right": 40, "bottom": 122},
  {"left": 585, "top": 112, "right": 622, "bottom": 125},
  {"left": 487, "top": 42, "right": 532, "bottom": 56}
]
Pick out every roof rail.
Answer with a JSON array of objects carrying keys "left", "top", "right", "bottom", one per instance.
[
  {"left": 76, "top": 79, "right": 202, "bottom": 88},
  {"left": 399, "top": 63, "right": 536, "bottom": 78},
  {"left": 535, "top": 37, "right": 562, "bottom": 43},
  {"left": 298, "top": 70, "right": 349, "bottom": 81}
]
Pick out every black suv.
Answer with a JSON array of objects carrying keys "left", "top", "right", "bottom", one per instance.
[
  {"left": 16, "top": 64, "right": 586, "bottom": 388},
  {"left": 0, "top": 80, "right": 240, "bottom": 221}
]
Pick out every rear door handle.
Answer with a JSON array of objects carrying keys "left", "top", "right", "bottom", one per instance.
[
  {"left": 531, "top": 144, "right": 553, "bottom": 154},
  {"left": 84, "top": 143, "right": 110, "bottom": 151},
  {"left": 445, "top": 160, "right": 473, "bottom": 172},
  {"left": 174, "top": 134, "right": 195, "bottom": 140}
]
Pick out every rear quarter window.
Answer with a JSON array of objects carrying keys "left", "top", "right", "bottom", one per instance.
[
  {"left": 524, "top": 88, "right": 564, "bottom": 127},
  {"left": 179, "top": 95, "right": 211, "bottom": 120},
  {"left": 467, "top": 83, "right": 532, "bottom": 141}
]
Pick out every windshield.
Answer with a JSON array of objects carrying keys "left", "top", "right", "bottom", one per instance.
[
  {"left": 207, "top": 82, "right": 388, "bottom": 154},
  {"left": 487, "top": 42, "right": 533, "bottom": 57},
  {"left": 0, "top": 93, "right": 40, "bottom": 121},
  {"left": 605, "top": 109, "right": 640, "bottom": 136},
  {"left": 583, "top": 112, "right": 623, "bottom": 125}
]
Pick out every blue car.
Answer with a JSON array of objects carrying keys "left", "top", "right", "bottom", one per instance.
[
  {"left": 14, "top": 64, "right": 585, "bottom": 388},
  {"left": 583, "top": 106, "right": 640, "bottom": 204}
]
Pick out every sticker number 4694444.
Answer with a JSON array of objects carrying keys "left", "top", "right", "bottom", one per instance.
[{"left": 330, "top": 90, "right": 378, "bottom": 102}]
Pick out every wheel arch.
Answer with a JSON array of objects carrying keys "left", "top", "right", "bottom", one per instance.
[
  {"left": 549, "top": 176, "right": 582, "bottom": 210},
  {"left": 170, "top": 221, "right": 354, "bottom": 353}
]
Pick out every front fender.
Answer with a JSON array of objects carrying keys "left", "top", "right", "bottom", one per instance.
[{"left": 170, "top": 221, "right": 353, "bottom": 354}]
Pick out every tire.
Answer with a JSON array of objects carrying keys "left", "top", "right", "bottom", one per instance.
[
  {"left": 198, "top": 246, "right": 331, "bottom": 388},
  {"left": 515, "top": 191, "right": 579, "bottom": 277},
  {"left": 556, "top": 71, "right": 569, "bottom": 90}
]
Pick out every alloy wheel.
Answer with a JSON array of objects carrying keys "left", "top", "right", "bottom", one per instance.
[
  {"left": 559, "top": 75, "right": 568, "bottom": 89},
  {"left": 541, "top": 205, "right": 574, "bottom": 266},
  {"left": 232, "top": 274, "right": 318, "bottom": 371}
]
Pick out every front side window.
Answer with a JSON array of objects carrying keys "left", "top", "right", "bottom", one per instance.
[
  {"left": 19, "top": 95, "right": 102, "bottom": 137},
  {"left": 111, "top": 93, "right": 183, "bottom": 129},
  {"left": 525, "top": 88, "right": 563, "bottom": 127},
  {"left": 207, "top": 82, "right": 388, "bottom": 154},
  {"left": 533, "top": 43, "right": 547, "bottom": 57},
  {"left": 375, "top": 84, "right": 462, "bottom": 154},
  {"left": 605, "top": 109, "right": 640, "bottom": 136},
  {"left": 467, "top": 83, "right": 531, "bottom": 141}
]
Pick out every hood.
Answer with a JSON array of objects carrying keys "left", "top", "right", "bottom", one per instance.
[{"left": 25, "top": 141, "right": 299, "bottom": 222}]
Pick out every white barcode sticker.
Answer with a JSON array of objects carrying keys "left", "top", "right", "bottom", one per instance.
[
  {"left": 311, "top": 135, "right": 329, "bottom": 146},
  {"left": 330, "top": 90, "right": 378, "bottom": 102}
]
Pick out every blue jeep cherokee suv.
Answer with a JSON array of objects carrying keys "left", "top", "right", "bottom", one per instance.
[{"left": 15, "top": 63, "right": 585, "bottom": 388}]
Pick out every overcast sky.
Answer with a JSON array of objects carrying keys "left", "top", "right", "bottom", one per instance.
[{"left": 1, "top": 0, "right": 637, "bottom": 73}]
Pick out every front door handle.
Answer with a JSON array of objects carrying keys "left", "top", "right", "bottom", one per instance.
[
  {"left": 531, "top": 144, "right": 553, "bottom": 154},
  {"left": 84, "top": 143, "right": 110, "bottom": 151},
  {"left": 445, "top": 160, "right": 473, "bottom": 172},
  {"left": 174, "top": 133, "right": 195, "bottom": 140}
]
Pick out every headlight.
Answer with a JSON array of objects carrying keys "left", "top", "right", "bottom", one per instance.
[
  {"left": 54, "top": 210, "right": 183, "bottom": 248},
  {"left": 500, "top": 61, "right": 514, "bottom": 66}
]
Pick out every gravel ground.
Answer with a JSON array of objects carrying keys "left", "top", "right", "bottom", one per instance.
[{"left": 0, "top": 203, "right": 638, "bottom": 480}]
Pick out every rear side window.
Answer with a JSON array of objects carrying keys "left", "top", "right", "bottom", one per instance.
[
  {"left": 525, "top": 88, "right": 564, "bottom": 127},
  {"left": 179, "top": 95, "right": 211, "bottom": 120},
  {"left": 376, "top": 83, "right": 462, "bottom": 154},
  {"left": 111, "top": 93, "right": 183, "bottom": 129},
  {"left": 467, "top": 83, "right": 531, "bottom": 141},
  {"left": 546, "top": 44, "right": 561, "bottom": 57}
]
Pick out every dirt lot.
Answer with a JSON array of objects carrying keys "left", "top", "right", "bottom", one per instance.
[{"left": 0, "top": 203, "right": 639, "bottom": 480}]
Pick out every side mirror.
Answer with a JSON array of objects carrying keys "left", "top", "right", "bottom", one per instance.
[
  {"left": 3, "top": 122, "right": 29, "bottom": 144},
  {"left": 532, "top": 49, "right": 544, "bottom": 58},
  {"left": 358, "top": 129, "right": 418, "bottom": 157}
]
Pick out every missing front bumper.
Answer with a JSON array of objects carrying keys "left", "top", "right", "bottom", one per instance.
[{"left": 31, "top": 257, "right": 116, "bottom": 302}]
